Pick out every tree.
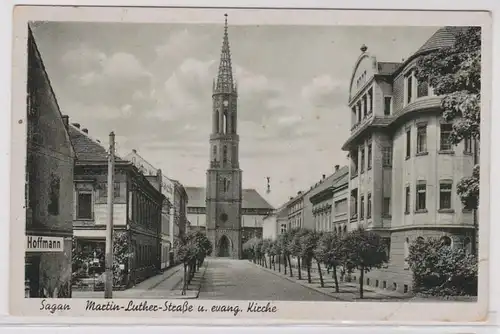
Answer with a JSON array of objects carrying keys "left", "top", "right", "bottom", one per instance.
[
  {"left": 112, "top": 231, "right": 133, "bottom": 287},
  {"left": 407, "top": 237, "right": 477, "bottom": 296},
  {"left": 415, "top": 27, "right": 481, "bottom": 210},
  {"left": 343, "top": 228, "right": 387, "bottom": 299},
  {"left": 243, "top": 237, "right": 259, "bottom": 262},
  {"left": 288, "top": 228, "right": 308, "bottom": 280},
  {"left": 315, "top": 232, "right": 344, "bottom": 292},
  {"left": 299, "top": 230, "right": 322, "bottom": 284},
  {"left": 277, "top": 233, "right": 289, "bottom": 275}
]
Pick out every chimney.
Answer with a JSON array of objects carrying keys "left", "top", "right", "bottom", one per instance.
[
  {"left": 322, "top": 174, "right": 326, "bottom": 180},
  {"left": 82, "top": 128, "right": 88, "bottom": 134},
  {"left": 289, "top": 196, "right": 293, "bottom": 200},
  {"left": 62, "top": 115, "right": 69, "bottom": 130},
  {"left": 297, "top": 191, "right": 302, "bottom": 195},
  {"left": 335, "top": 165, "right": 340, "bottom": 172},
  {"left": 157, "top": 168, "right": 162, "bottom": 180},
  {"left": 72, "top": 123, "right": 80, "bottom": 129},
  {"left": 132, "top": 149, "right": 137, "bottom": 153}
]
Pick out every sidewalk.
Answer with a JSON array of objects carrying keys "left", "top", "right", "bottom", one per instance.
[
  {"left": 72, "top": 263, "right": 184, "bottom": 299},
  {"left": 252, "top": 261, "right": 412, "bottom": 301}
]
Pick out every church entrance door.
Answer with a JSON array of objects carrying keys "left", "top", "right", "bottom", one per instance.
[{"left": 218, "top": 235, "right": 231, "bottom": 257}]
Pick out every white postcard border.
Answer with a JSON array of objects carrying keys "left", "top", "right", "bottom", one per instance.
[{"left": 8, "top": 5, "right": 492, "bottom": 324}]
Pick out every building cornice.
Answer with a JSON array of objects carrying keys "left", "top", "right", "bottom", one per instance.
[{"left": 341, "top": 96, "right": 443, "bottom": 150}]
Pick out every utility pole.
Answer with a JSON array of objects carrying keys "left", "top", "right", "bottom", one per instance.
[{"left": 105, "top": 131, "right": 115, "bottom": 298}]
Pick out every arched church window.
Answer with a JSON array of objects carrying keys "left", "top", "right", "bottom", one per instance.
[
  {"left": 223, "top": 145, "right": 228, "bottom": 163},
  {"left": 213, "top": 145, "right": 217, "bottom": 160},
  {"left": 215, "top": 110, "right": 219, "bottom": 133},
  {"left": 231, "top": 113, "right": 236, "bottom": 134},
  {"left": 223, "top": 113, "right": 227, "bottom": 134}
]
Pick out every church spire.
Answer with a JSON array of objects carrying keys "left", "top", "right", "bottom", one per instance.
[{"left": 214, "top": 14, "right": 235, "bottom": 94}]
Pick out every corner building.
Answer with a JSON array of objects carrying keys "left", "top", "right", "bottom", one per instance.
[
  {"left": 206, "top": 15, "right": 243, "bottom": 259},
  {"left": 342, "top": 27, "right": 475, "bottom": 293}
]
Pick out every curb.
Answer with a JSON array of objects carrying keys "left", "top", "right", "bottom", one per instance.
[
  {"left": 171, "top": 262, "right": 208, "bottom": 299},
  {"left": 147, "top": 265, "right": 182, "bottom": 291},
  {"left": 249, "top": 261, "right": 347, "bottom": 301}
]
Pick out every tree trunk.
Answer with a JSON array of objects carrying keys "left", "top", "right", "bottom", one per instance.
[
  {"left": 182, "top": 263, "right": 187, "bottom": 295},
  {"left": 278, "top": 255, "right": 281, "bottom": 272},
  {"left": 359, "top": 267, "right": 364, "bottom": 299},
  {"left": 316, "top": 260, "right": 324, "bottom": 287},
  {"left": 332, "top": 263, "right": 339, "bottom": 292},
  {"left": 307, "top": 259, "right": 312, "bottom": 283},
  {"left": 264, "top": 256, "right": 268, "bottom": 268},
  {"left": 283, "top": 255, "right": 286, "bottom": 274},
  {"left": 288, "top": 255, "right": 293, "bottom": 277},
  {"left": 297, "top": 257, "right": 302, "bottom": 280}
]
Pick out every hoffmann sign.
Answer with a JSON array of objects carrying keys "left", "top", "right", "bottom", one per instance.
[{"left": 26, "top": 235, "right": 64, "bottom": 252}]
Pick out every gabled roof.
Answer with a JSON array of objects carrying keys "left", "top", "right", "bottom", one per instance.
[
  {"left": 184, "top": 186, "right": 274, "bottom": 210},
  {"left": 68, "top": 125, "right": 123, "bottom": 162},
  {"left": 416, "top": 26, "right": 470, "bottom": 54}
]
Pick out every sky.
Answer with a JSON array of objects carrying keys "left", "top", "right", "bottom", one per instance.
[{"left": 30, "top": 21, "right": 438, "bottom": 208}]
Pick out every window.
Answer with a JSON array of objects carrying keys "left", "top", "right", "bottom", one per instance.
[
  {"left": 405, "top": 72, "right": 413, "bottom": 104},
  {"left": 439, "top": 181, "right": 452, "bottom": 209},
  {"left": 98, "top": 183, "right": 107, "bottom": 199},
  {"left": 222, "top": 113, "right": 227, "bottom": 134},
  {"left": 77, "top": 192, "right": 93, "bottom": 219},
  {"left": 416, "top": 124, "right": 427, "bottom": 154},
  {"left": 357, "top": 101, "right": 362, "bottom": 123},
  {"left": 223, "top": 145, "right": 228, "bottom": 163},
  {"left": 406, "top": 128, "right": 411, "bottom": 159},
  {"left": 383, "top": 197, "right": 391, "bottom": 216},
  {"left": 360, "top": 147, "right": 365, "bottom": 173},
  {"left": 463, "top": 237, "right": 472, "bottom": 255},
  {"left": 48, "top": 175, "right": 60, "bottom": 215},
  {"left": 367, "top": 193, "right": 372, "bottom": 218},
  {"left": 351, "top": 149, "right": 359, "bottom": 175},
  {"left": 360, "top": 195, "right": 365, "bottom": 219},
  {"left": 440, "top": 236, "right": 452, "bottom": 247},
  {"left": 417, "top": 79, "right": 429, "bottom": 98},
  {"left": 416, "top": 182, "right": 426, "bottom": 211},
  {"left": 334, "top": 199, "right": 347, "bottom": 216},
  {"left": 114, "top": 182, "right": 120, "bottom": 198},
  {"left": 350, "top": 189, "right": 358, "bottom": 217},
  {"left": 384, "top": 96, "right": 392, "bottom": 116},
  {"left": 367, "top": 142, "right": 372, "bottom": 170},
  {"left": 363, "top": 95, "right": 368, "bottom": 118},
  {"left": 212, "top": 145, "right": 217, "bottom": 159},
  {"left": 405, "top": 185, "right": 410, "bottom": 214},
  {"left": 382, "top": 147, "right": 392, "bottom": 167},
  {"left": 464, "top": 136, "right": 473, "bottom": 154},
  {"left": 440, "top": 123, "right": 453, "bottom": 151}
]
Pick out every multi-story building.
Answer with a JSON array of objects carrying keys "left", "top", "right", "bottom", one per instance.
[
  {"left": 262, "top": 205, "right": 288, "bottom": 240},
  {"left": 25, "top": 26, "right": 76, "bottom": 298},
  {"left": 341, "top": 27, "right": 475, "bottom": 293},
  {"left": 69, "top": 124, "right": 164, "bottom": 287},
  {"left": 124, "top": 149, "right": 176, "bottom": 270},
  {"left": 287, "top": 194, "right": 304, "bottom": 230},
  {"left": 309, "top": 165, "right": 349, "bottom": 234}
]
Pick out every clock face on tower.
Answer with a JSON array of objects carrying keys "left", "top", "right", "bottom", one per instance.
[{"left": 223, "top": 100, "right": 229, "bottom": 107}]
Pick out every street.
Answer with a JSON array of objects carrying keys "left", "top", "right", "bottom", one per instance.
[{"left": 198, "top": 258, "right": 334, "bottom": 301}]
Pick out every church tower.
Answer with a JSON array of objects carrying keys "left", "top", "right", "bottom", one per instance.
[{"left": 206, "top": 14, "right": 243, "bottom": 259}]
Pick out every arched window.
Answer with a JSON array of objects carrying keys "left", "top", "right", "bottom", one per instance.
[
  {"left": 215, "top": 110, "right": 219, "bottom": 133},
  {"left": 212, "top": 145, "right": 217, "bottom": 160},
  {"left": 231, "top": 113, "right": 236, "bottom": 134},
  {"left": 223, "top": 145, "right": 228, "bottom": 163},
  {"left": 223, "top": 113, "right": 227, "bottom": 134},
  {"left": 463, "top": 237, "right": 472, "bottom": 255},
  {"left": 440, "top": 236, "right": 452, "bottom": 248}
]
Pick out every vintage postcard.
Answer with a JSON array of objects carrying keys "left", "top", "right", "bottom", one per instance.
[{"left": 9, "top": 5, "right": 492, "bottom": 324}]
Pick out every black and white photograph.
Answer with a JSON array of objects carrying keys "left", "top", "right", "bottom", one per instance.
[{"left": 9, "top": 6, "right": 491, "bottom": 322}]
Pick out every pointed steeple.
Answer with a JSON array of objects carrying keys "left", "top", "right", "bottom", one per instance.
[{"left": 214, "top": 14, "right": 235, "bottom": 94}]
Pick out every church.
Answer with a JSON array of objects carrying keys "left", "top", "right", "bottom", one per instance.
[{"left": 186, "top": 15, "right": 273, "bottom": 259}]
